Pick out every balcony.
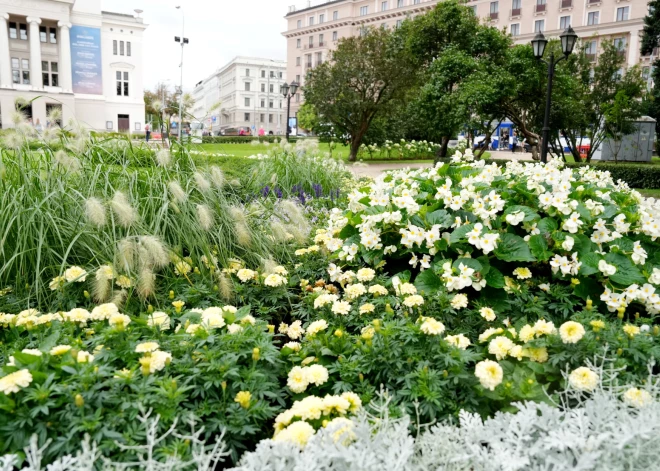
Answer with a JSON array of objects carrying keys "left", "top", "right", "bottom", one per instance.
[
  {"left": 585, "top": 53, "right": 596, "bottom": 62},
  {"left": 490, "top": 11, "right": 499, "bottom": 20},
  {"left": 535, "top": 3, "right": 546, "bottom": 13},
  {"left": 561, "top": 0, "right": 572, "bottom": 8},
  {"left": 588, "top": 0, "right": 600, "bottom": 4},
  {"left": 306, "top": 62, "right": 312, "bottom": 68},
  {"left": 319, "top": 41, "right": 324, "bottom": 47},
  {"left": 510, "top": 8, "right": 521, "bottom": 17}
]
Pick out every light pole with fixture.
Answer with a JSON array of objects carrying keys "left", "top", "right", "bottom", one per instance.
[
  {"left": 531, "top": 26, "right": 578, "bottom": 163},
  {"left": 280, "top": 81, "right": 299, "bottom": 142},
  {"left": 174, "top": 5, "right": 188, "bottom": 142}
]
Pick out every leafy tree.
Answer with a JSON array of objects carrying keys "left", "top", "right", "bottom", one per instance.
[
  {"left": 297, "top": 102, "right": 319, "bottom": 133},
  {"left": 642, "top": 0, "right": 660, "bottom": 141},
  {"left": 603, "top": 90, "right": 644, "bottom": 162},
  {"left": 303, "top": 26, "right": 416, "bottom": 161}
]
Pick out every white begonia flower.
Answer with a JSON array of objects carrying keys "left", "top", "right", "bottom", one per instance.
[
  {"left": 598, "top": 260, "right": 617, "bottom": 277},
  {"left": 562, "top": 236, "right": 574, "bottom": 251},
  {"left": 561, "top": 212, "right": 583, "bottom": 234},
  {"left": 505, "top": 211, "right": 525, "bottom": 226}
]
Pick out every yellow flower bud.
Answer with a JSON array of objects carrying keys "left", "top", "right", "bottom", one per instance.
[
  {"left": 171, "top": 379, "right": 177, "bottom": 389},
  {"left": 147, "top": 304, "right": 154, "bottom": 314},
  {"left": 83, "top": 290, "right": 90, "bottom": 299},
  {"left": 322, "top": 419, "right": 329, "bottom": 427},
  {"left": 358, "top": 373, "right": 364, "bottom": 382},
  {"left": 169, "top": 290, "right": 175, "bottom": 300},
  {"left": 221, "top": 381, "right": 227, "bottom": 391},
  {"left": 570, "top": 278, "right": 580, "bottom": 286},
  {"left": 654, "top": 326, "right": 660, "bottom": 336},
  {"left": 635, "top": 312, "right": 640, "bottom": 320},
  {"left": 194, "top": 267, "right": 201, "bottom": 275},
  {"left": 527, "top": 379, "right": 534, "bottom": 385},
  {"left": 385, "top": 304, "right": 394, "bottom": 314},
  {"left": 443, "top": 370, "right": 448, "bottom": 378},
  {"left": 372, "top": 319, "right": 381, "bottom": 332},
  {"left": 267, "top": 324, "right": 275, "bottom": 334},
  {"left": 617, "top": 307, "right": 625, "bottom": 319},
  {"left": 334, "top": 329, "right": 343, "bottom": 338},
  {"left": 617, "top": 348, "right": 623, "bottom": 356},
  {"left": 75, "top": 394, "right": 84, "bottom": 407},
  {"left": 586, "top": 299, "right": 593, "bottom": 311},
  {"left": 252, "top": 347, "right": 260, "bottom": 361}
]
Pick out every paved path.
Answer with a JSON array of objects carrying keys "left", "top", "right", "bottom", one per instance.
[{"left": 348, "top": 152, "right": 536, "bottom": 178}]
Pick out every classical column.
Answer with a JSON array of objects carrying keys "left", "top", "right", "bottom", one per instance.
[
  {"left": 26, "top": 16, "right": 42, "bottom": 89},
  {"left": 0, "top": 14, "right": 12, "bottom": 88},
  {"left": 57, "top": 22, "right": 72, "bottom": 92},
  {"left": 628, "top": 29, "right": 641, "bottom": 68}
]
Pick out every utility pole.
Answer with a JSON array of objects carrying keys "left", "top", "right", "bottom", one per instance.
[{"left": 175, "top": 5, "right": 188, "bottom": 142}]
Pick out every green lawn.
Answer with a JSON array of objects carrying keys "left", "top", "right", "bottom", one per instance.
[{"left": 639, "top": 189, "right": 660, "bottom": 198}]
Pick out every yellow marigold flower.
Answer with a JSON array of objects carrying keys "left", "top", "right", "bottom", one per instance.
[
  {"left": 420, "top": 316, "right": 445, "bottom": 335},
  {"left": 359, "top": 303, "right": 375, "bottom": 315},
  {"left": 361, "top": 326, "right": 375, "bottom": 340},
  {"left": 135, "top": 342, "right": 159, "bottom": 353},
  {"left": 623, "top": 387, "right": 653, "bottom": 408},
  {"left": 623, "top": 324, "right": 640, "bottom": 337},
  {"left": 76, "top": 351, "right": 94, "bottom": 363},
  {"left": 356, "top": 268, "right": 376, "bottom": 282},
  {"left": 450, "top": 294, "right": 468, "bottom": 310},
  {"left": 287, "top": 366, "right": 309, "bottom": 393},
  {"left": 488, "top": 336, "right": 514, "bottom": 360},
  {"left": 590, "top": 319, "right": 605, "bottom": 331},
  {"left": 368, "top": 284, "right": 388, "bottom": 296},
  {"left": 533, "top": 319, "right": 556, "bottom": 337},
  {"left": 479, "top": 327, "right": 504, "bottom": 343},
  {"left": 445, "top": 334, "right": 471, "bottom": 350},
  {"left": 569, "top": 366, "right": 599, "bottom": 392},
  {"left": 306, "top": 319, "right": 328, "bottom": 336},
  {"left": 172, "top": 300, "right": 185, "bottom": 313},
  {"left": 479, "top": 307, "right": 496, "bottom": 322},
  {"left": 50, "top": 345, "right": 72, "bottom": 356},
  {"left": 474, "top": 360, "right": 503, "bottom": 391},
  {"left": 341, "top": 391, "right": 362, "bottom": 413},
  {"left": 115, "top": 275, "right": 132, "bottom": 289},
  {"left": 559, "top": 321, "right": 585, "bottom": 344},
  {"left": 236, "top": 268, "right": 256, "bottom": 283},
  {"left": 404, "top": 295, "right": 425, "bottom": 308},
  {"left": 513, "top": 267, "right": 532, "bottom": 280},
  {"left": 273, "top": 421, "right": 315, "bottom": 448},
  {"left": 523, "top": 347, "right": 548, "bottom": 363},
  {"left": 306, "top": 364, "right": 329, "bottom": 386},
  {"left": 64, "top": 266, "right": 88, "bottom": 282},
  {"left": 234, "top": 390, "right": 252, "bottom": 409},
  {"left": 108, "top": 313, "right": 131, "bottom": 329},
  {"left": 174, "top": 261, "right": 192, "bottom": 276},
  {"left": 49, "top": 276, "right": 65, "bottom": 291},
  {"left": 264, "top": 274, "right": 286, "bottom": 287}
]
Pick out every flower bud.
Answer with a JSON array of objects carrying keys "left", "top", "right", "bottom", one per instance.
[
  {"left": 83, "top": 290, "right": 90, "bottom": 299},
  {"left": 334, "top": 329, "right": 343, "bottom": 338},
  {"left": 169, "top": 290, "right": 175, "bottom": 300},
  {"left": 617, "top": 307, "right": 625, "bottom": 319},
  {"left": 147, "top": 304, "right": 154, "bottom": 314},
  {"left": 358, "top": 373, "right": 364, "bottom": 382},
  {"left": 654, "top": 326, "right": 660, "bottom": 336},
  {"left": 617, "top": 348, "right": 623, "bottom": 356},
  {"left": 586, "top": 299, "right": 593, "bottom": 311},
  {"left": 75, "top": 394, "right": 84, "bottom": 407},
  {"left": 267, "top": 324, "right": 275, "bottom": 334},
  {"left": 221, "top": 381, "right": 227, "bottom": 391},
  {"left": 252, "top": 347, "right": 260, "bottom": 361}
]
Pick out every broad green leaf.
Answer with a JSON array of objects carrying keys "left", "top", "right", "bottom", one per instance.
[
  {"left": 578, "top": 253, "right": 600, "bottom": 276},
  {"left": 426, "top": 209, "right": 453, "bottom": 228},
  {"left": 503, "top": 205, "right": 540, "bottom": 222},
  {"left": 528, "top": 235, "right": 553, "bottom": 262},
  {"left": 452, "top": 258, "right": 483, "bottom": 273},
  {"left": 414, "top": 269, "right": 442, "bottom": 295},
  {"left": 449, "top": 224, "right": 474, "bottom": 244},
  {"left": 494, "top": 233, "right": 536, "bottom": 262},
  {"left": 484, "top": 266, "right": 505, "bottom": 288},
  {"left": 537, "top": 217, "right": 558, "bottom": 235},
  {"left": 573, "top": 277, "right": 601, "bottom": 300},
  {"left": 605, "top": 252, "right": 647, "bottom": 286}
]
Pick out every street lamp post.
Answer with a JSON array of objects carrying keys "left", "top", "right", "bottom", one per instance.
[
  {"left": 531, "top": 26, "right": 578, "bottom": 163},
  {"left": 280, "top": 81, "right": 299, "bottom": 142},
  {"left": 174, "top": 6, "right": 189, "bottom": 142}
]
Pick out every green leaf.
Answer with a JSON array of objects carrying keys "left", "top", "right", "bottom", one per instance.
[
  {"left": 578, "top": 253, "right": 600, "bottom": 276},
  {"left": 426, "top": 209, "right": 453, "bottom": 228},
  {"left": 494, "top": 233, "right": 536, "bottom": 262},
  {"left": 484, "top": 266, "right": 505, "bottom": 288},
  {"left": 39, "top": 332, "right": 61, "bottom": 352},
  {"left": 414, "top": 269, "right": 442, "bottom": 295},
  {"left": 528, "top": 235, "right": 553, "bottom": 262},
  {"left": 573, "top": 277, "right": 601, "bottom": 300},
  {"left": 449, "top": 224, "right": 473, "bottom": 244},
  {"left": 537, "top": 217, "right": 558, "bottom": 235},
  {"left": 503, "top": 205, "right": 540, "bottom": 222},
  {"left": 605, "top": 252, "right": 647, "bottom": 286},
  {"left": 452, "top": 258, "right": 483, "bottom": 273}
]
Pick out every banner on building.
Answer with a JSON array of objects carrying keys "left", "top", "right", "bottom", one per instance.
[{"left": 70, "top": 26, "right": 103, "bottom": 94}]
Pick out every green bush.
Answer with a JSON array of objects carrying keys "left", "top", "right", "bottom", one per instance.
[{"left": 201, "top": 136, "right": 300, "bottom": 144}]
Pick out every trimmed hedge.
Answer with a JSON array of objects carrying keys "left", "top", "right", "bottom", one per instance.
[
  {"left": 201, "top": 136, "right": 300, "bottom": 144},
  {"left": 482, "top": 158, "right": 660, "bottom": 190}
]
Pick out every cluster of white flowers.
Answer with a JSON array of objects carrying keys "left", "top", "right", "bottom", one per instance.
[{"left": 287, "top": 364, "right": 330, "bottom": 393}]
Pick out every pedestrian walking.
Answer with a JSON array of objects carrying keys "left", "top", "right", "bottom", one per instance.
[
  {"left": 258, "top": 127, "right": 265, "bottom": 136},
  {"left": 34, "top": 119, "right": 43, "bottom": 134},
  {"left": 511, "top": 131, "right": 518, "bottom": 153},
  {"left": 145, "top": 123, "right": 151, "bottom": 143}
]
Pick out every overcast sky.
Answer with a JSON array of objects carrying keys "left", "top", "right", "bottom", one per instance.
[{"left": 104, "top": 0, "right": 295, "bottom": 92}]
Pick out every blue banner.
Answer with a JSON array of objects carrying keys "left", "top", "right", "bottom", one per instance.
[{"left": 70, "top": 26, "right": 103, "bottom": 95}]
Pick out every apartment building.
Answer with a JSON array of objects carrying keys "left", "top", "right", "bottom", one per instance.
[
  {"left": 191, "top": 57, "right": 287, "bottom": 134},
  {"left": 283, "top": 0, "right": 652, "bottom": 117},
  {"left": 0, "top": 0, "right": 147, "bottom": 131}
]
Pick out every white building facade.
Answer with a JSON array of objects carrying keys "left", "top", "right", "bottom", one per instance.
[
  {"left": 0, "top": 0, "right": 147, "bottom": 132},
  {"left": 191, "top": 56, "right": 287, "bottom": 134}
]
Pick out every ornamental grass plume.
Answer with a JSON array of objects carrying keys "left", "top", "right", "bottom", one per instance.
[
  {"left": 155, "top": 148, "right": 171, "bottom": 167},
  {"left": 229, "top": 206, "right": 247, "bottom": 224},
  {"left": 111, "top": 191, "right": 138, "bottom": 227},
  {"left": 46, "top": 105, "right": 62, "bottom": 124},
  {"left": 10, "top": 109, "right": 27, "bottom": 127},
  {"left": 235, "top": 223, "right": 252, "bottom": 248},
  {"left": 110, "top": 289, "right": 127, "bottom": 309},
  {"left": 168, "top": 180, "right": 188, "bottom": 203},
  {"left": 196, "top": 204, "right": 214, "bottom": 231},
  {"left": 210, "top": 166, "right": 225, "bottom": 189},
  {"left": 137, "top": 235, "right": 169, "bottom": 269},
  {"left": 116, "top": 238, "right": 138, "bottom": 272},
  {"left": 270, "top": 221, "right": 289, "bottom": 242},
  {"left": 218, "top": 273, "right": 234, "bottom": 301},
  {"left": 85, "top": 197, "right": 106, "bottom": 228},
  {"left": 281, "top": 200, "right": 307, "bottom": 228},
  {"left": 53, "top": 150, "right": 81, "bottom": 174},
  {"left": 3, "top": 131, "right": 22, "bottom": 150},
  {"left": 137, "top": 267, "right": 156, "bottom": 299},
  {"left": 194, "top": 172, "right": 212, "bottom": 192}
]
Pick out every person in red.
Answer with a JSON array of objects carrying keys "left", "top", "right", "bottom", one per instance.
[
  {"left": 239, "top": 128, "right": 246, "bottom": 136},
  {"left": 258, "top": 127, "right": 265, "bottom": 136}
]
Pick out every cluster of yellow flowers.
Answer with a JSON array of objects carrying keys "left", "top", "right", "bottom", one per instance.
[
  {"left": 0, "top": 304, "right": 132, "bottom": 331},
  {"left": 136, "top": 341, "right": 172, "bottom": 375},
  {"left": 287, "top": 364, "right": 329, "bottom": 393},
  {"left": 273, "top": 391, "right": 362, "bottom": 447}
]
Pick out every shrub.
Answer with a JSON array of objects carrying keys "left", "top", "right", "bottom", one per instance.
[{"left": 201, "top": 136, "right": 300, "bottom": 144}]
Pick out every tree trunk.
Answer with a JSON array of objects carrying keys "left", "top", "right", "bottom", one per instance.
[
  {"left": 348, "top": 138, "right": 361, "bottom": 162},
  {"left": 434, "top": 137, "right": 450, "bottom": 164}
]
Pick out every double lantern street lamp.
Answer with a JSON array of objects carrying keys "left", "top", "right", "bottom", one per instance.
[
  {"left": 530, "top": 26, "right": 578, "bottom": 163},
  {"left": 280, "top": 81, "right": 299, "bottom": 142}
]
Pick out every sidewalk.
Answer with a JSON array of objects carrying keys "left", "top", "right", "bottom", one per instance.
[{"left": 348, "top": 151, "right": 536, "bottom": 178}]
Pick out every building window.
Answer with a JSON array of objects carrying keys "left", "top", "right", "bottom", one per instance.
[
  {"left": 113, "top": 40, "right": 117, "bottom": 55},
  {"left": 245, "top": 113, "right": 250, "bottom": 122},
  {"left": 116, "top": 71, "right": 129, "bottom": 96},
  {"left": 413, "top": 0, "right": 421, "bottom": 4},
  {"left": 309, "top": 16, "right": 314, "bottom": 26},
  {"left": 246, "top": 68, "right": 250, "bottom": 76},
  {"left": 260, "top": 113, "right": 265, "bottom": 122},
  {"left": 269, "top": 100, "right": 274, "bottom": 108},
  {"left": 261, "top": 70, "right": 266, "bottom": 78},
  {"left": 333, "top": 11, "right": 338, "bottom": 20},
  {"left": 469, "top": 5, "right": 477, "bottom": 15},
  {"left": 616, "top": 6, "right": 629, "bottom": 22},
  {"left": 279, "top": 71, "right": 283, "bottom": 78},
  {"left": 316, "top": 52, "right": 323, "bottom": 65},
  {"left": 270, "top": 70, "right": 275, "bottom": 78},
  {"left": 9, "top": 22, "right": 17, "bottom": 39},
  {"left": 42, "top": 61, "right": 58, "bottom": 87},
  {"left": 261, "top": 83, "right": 266, "bottom": 92},
  {"left": 280, "top": 100, "right": 283, "bottom": 108},
  {"left": 490, "top": 1, "right": 499, "bottom": 14},
  {"left": 296, "top": 38, "right": 301, "bottom": 48},
  {"left": 585, "top": 40, "right": 597, "bottom": 57},
  {"left": 398, "top": 0, "right": 404, "bottom": 7},
  {"left": 613, "top": 37, "right": 627, "bottom": 51},
  {"left": 297, "top": 19, "right": 302, "bottom": 28},
  {"left": 261, "top": 99, "right": 265, "bottom": 107},
  {"left": 360, "top": 6, "right": 369, "bottom": 15},
  {"left": 120, "top": 40, "right": 125, "bottom": 55},
  {"left": 319, "top": 33, "right": 324, "bottom": 46},
  {"left": 534, "top": 19, "right": 545, "bottom": 32},
  {"left": 510, "top": 23, "right": 520, "bottom": 36},
  {"left": 559, "top": 16, "right": 570, "bottom": 29},
  {"left": 512, "top": 0, "right": 521, "bottom": 10},
  {"left": 296, "top": 74, "right": 300, "bottom": 83},
  {"left": 382, "top": 1, "right": 388, "bottom": 11},
  {"left": 296, "top": 57, "right": 301, "bottom": 66},
  {"left": 19, "top": 23, "right": 27, "bottom": 40},
  {"left": 270, "top": 84, "right": 274, "bottom": 93},
  {"left": 245, "top": 82, "right": 251, "bottom": 91},
  {"left": 396, "top": 20, "right": 403, "bottom": 28},
  {"left": 269, "top": 114, "right": 274, "bottom": 123},
  {"left": 319, "top": 13, "right": 325, "bottom": 23},
  {"left": 587, "top": 11, "right": 599, "bottom": 25},
  {"left": 49, "top": 27, "right": 57, "bottom": 43},
  {"left": 295, "top": 93, "right": 300, "bottom": 103},
  {"left": 245, "top": 97, "right": 250, "bottom": 107},
  {"left": 309, "top": 36, "right": 313, "bottom": 47},
  {"left": 333, "top": 31, "right": 338, "bottom": 41},
  {"left": 39, "top": 26, "right": 47, "bottom": 42},
  {"left": 11, "top": 57, "right": 28, "bottom": 84},
  {"left": 127, "top": 41, "right": 131, "bottom": 56}
]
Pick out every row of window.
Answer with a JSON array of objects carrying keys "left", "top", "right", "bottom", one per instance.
[
  {"left": 295, "top": 0, "right": 425, "bottom": 27},
  {"left": 10, "top": 58, "right": 59, "bottom": 86},
  {"left": 509, "top": 11, "right": 629, "bottom": 37},
  {"left": 296, "top": 31, "right": 338, "bottom": 48},
  {"left": 243, "top": 113, "right": 284, "bottom": 123},
  {"left": 244, "top": 82, "right": 285, "bottom": 92},
  {"left": 8, "top": 22, "right": 59, "bottom": 43},
  {"left": 244, "top": 69, "right": 284, "bottom": 79},
  {"left": 295, "top": 52, "right": 324, "bottom": 67},
  {"left": 242, "top": 98, "right": 284, "bottom": 108},
  {"left": 112, "top": 40, "right": 132, "bottom": 56},
  {"left": 484, "top": 2, "right": 629, "bottom": 24}
]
